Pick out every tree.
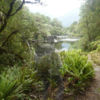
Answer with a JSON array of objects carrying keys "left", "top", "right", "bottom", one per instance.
[
  {"left": 50, "top": 18, "right": 64, "bottom": 35},
  {"left": 0, "top": 0, "right": 41, "bottom": 33},
  {"left": 64, "top": 21, "right": 80, "bottom": 37},
  {"left": 78, "top": 0, "right": 100, "bottom": 50},
  {"left": 0, "top": 0, "right": 41, "bottom": 67}
]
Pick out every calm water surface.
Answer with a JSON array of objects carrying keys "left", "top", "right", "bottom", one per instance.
[{"left": 54, "top": 41, "right": 74, "bottom": 52}]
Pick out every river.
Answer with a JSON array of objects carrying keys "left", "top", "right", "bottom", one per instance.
[
  {"left": 34, "top": 37, "right": 79, "bottom": 57},
  {"left": 54, "top": 37, "right": 79, "bottom": 52},
  {"left": 54, "top": 41, "right": 75, "bottom": 52}
]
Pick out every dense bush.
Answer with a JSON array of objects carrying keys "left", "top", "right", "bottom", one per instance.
[
  {"left": 35, "top": 52, "right": 62, "bottom": 89},
  {"left": 0, "top": 66, "right": 44, "bottom": 100},
  {"left": 90, "top": 48, "right": 100, "bottom": 66},
  {"left": 60, "top": 50, "right": 94, "bottom": 93},
  {"left": 0, "top": 50, "right": 95, "bottom": 99},
  {"left": 97, "top": 45, "right": 100, "bottom": 52},
  {"left": 89, "top": 40, "right": 100, "bottom": 51}
]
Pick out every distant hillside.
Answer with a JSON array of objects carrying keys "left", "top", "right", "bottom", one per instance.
[{"left": 58, "top": 8, "right": 80, "bottom": 27}]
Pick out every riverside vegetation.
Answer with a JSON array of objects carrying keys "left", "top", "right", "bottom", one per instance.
[
  {"left": 0, "top": 0, "right": 100, "bottom": 100},
  {"left": 0, "top": 50, "right": 94, "bottom": 100}
]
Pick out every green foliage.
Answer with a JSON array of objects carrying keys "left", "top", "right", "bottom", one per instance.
[
  {"left": 32, "top": 13, "right": 65, "bottom": 42},
  {"left": 89, "top": 40, "right": 100, "bottom": 51},
  {"left": 78, "top": 0, "right": 100, "bottom": 50},
  {"left": 90, "top": 51, "right": 100, "bottom": 65},
  {"left": 65, "top": 0, "right": 100, "bottom": 51},
  {"left": 0, "top": 0, "right": 98, "bottom": 99},
  {"left": 0, "top": 66, "right": 44, "bottom": 100},
  {"left": 65, "top": 21, "right": 81, "bottom": 37},
  {"left": 60, "top": 50, "right": 94, "bottom": 93},
  {"left": 50, "top": 18, "right": 64, "bottom": 35},
  {"left": 0, "top": 7, "right": 36, "bottom": 67},
  {"left": 0, "top": 4, "right": 65, "bottom": 67},
  {"left": 0, "top": 67, "right": 24, "bottom": 100},
  {"left": 97, "top": 45, "right": 100, "bottom": 52},
  {"left": 36, "top": 52, "right": 62, "bottom": 88}
]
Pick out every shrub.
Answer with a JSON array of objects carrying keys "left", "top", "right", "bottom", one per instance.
[
  {"left": 0, "top": 67, "right": 24, "bottom": 100},
  {"left": 90, "top": 51, "right": 100, "bottom": 65},
  {"left": 0, "top": 66, "right": 43, "bottom": 100},
  {"left": 95, "top": 36, "right": 100, "bottom": 40},
  {"left": 60, "top": 50, "right": 94, "bottom": 93},
  {"left": 89, "top": 40, "right": 100, "bottom": 51},
  {"left": 35, "top": 52, "right": 62, "bottom": 88},
  {"left": 97, "top": 45, "right": 100, "bottom": 52}
]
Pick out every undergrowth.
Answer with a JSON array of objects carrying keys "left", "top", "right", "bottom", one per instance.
[
  {"left": 0, "top": 50, "right": 95, "bottom": 99},
  {"left": 60, "top": 50, "right": 94, "bottom": 94}
]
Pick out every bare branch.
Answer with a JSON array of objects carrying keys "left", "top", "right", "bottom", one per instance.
[
  {"left": 10, "top": 0, "right": 25, "bottom": 16},
  {"left": 0, "top": 0, "right": 16, "bottom": 33},
  {"left": 7, "top": 0, "right": 16, "bottom": 17},
  {"left": 25, "top": 1, "right": 39, "bottom": 4},
  {"left": 0, "top": 0, "right": 41, "bottom": 33},
  {"left": 2, "top": 30, "right": 19, "bottom": 47},
  {"left": 10, "top": 0, "right": 41, "bottom": 16}
]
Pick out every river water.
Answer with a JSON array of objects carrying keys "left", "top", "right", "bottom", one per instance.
[
  {"left": 54, "top": 37, "right": 79, "bottom": 52},
  {"left": 34, "top": 38, "right": 78, "bottom": 57},
  {"left": 54, "top": 41, "right": 74, "bottom": 52}
]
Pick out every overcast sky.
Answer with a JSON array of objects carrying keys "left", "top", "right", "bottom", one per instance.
[{"left": 26, "top": 0, "right": 83, "bottom": 18}]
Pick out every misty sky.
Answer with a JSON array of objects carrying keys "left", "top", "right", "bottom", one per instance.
[{"left": 26, "top": 0, "right": 83, "bottom": 26}]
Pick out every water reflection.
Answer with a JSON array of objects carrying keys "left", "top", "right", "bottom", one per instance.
[
  {"left": 54, "top": 41, "right": 74, "bottom": 52},
  {"left": 34, "top": 41, "right": 75, "bottom": 58}
]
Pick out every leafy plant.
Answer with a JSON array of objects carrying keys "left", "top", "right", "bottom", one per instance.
[
  {"left": 0, "top": 67, "right": 24, "bottom": 100},
  {"left": 89, "top": 40, "right": 100, "bottom": 51},
  {"left": 35, "top": 52, "right": 63, "bottom": 93},
  {"left": 97, "top": 45, "right": 100, "bottom": 52},
  {"left": 0, "top": 66, "right": 43, "bottom": 100},
  {"left": 90, "top": 51, "right": 100, "bottom": 65},
  {"left": 60, "top": 50, "right": 94, "bottom": 93}
]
